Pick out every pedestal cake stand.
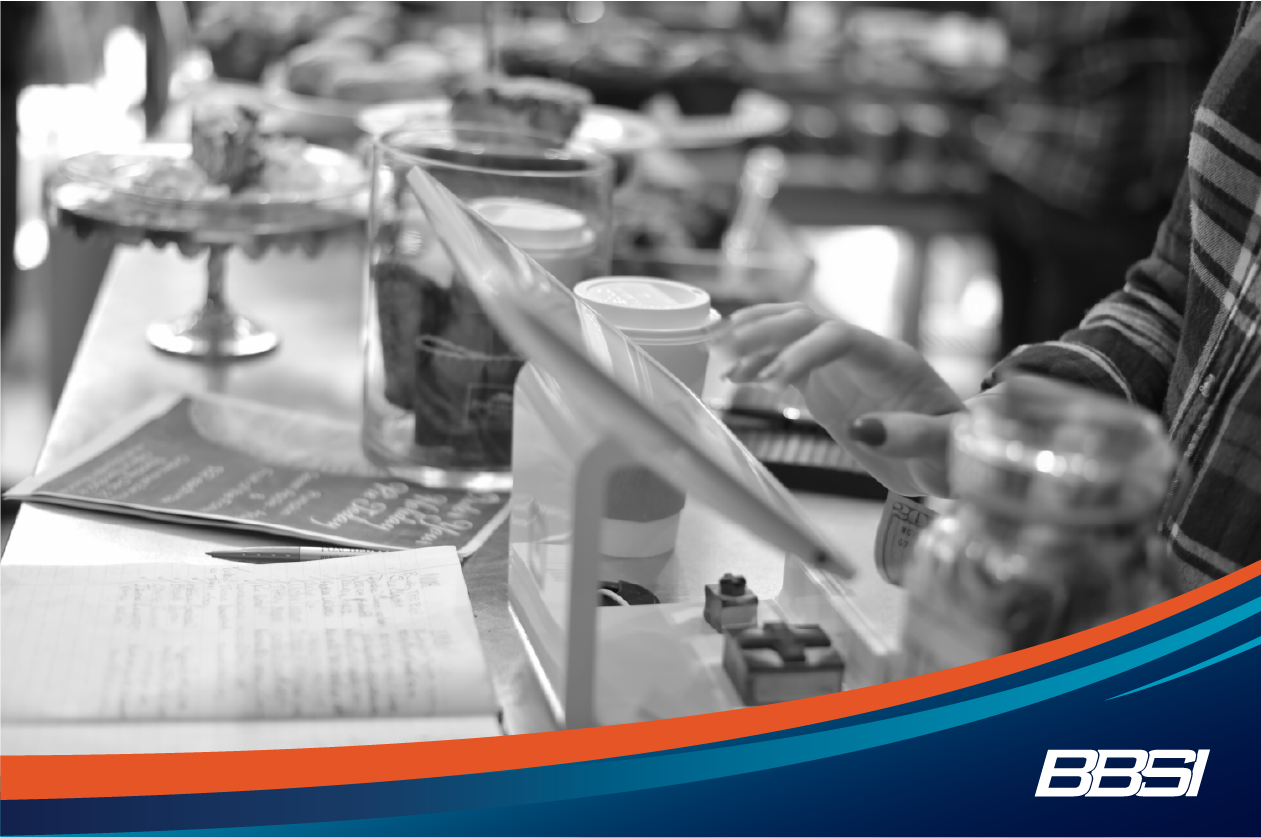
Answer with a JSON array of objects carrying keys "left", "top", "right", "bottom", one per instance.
[{"left": 48, "top": 142, "right": 368, "bottom": 360}]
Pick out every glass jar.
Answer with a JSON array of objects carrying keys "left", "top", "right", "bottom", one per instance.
[
  {"left": 897, "top": 378, "right": 1178, "bottom": 678},
  {"left": 362, "top": 125, "right": 614, "bottom": 490}
]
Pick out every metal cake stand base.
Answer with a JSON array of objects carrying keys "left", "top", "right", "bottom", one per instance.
[{"left": 144, "top": 245, "right": 279, "bottom": 358}]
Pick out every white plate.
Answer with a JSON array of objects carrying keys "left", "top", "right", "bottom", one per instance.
[
  {"left": 55, "top": 142, "right": 367, "bottom": 238},
  {"left": 62, "top": 142, "right": 366, "bottom": 207},
  {"left": 355, "top": 100, "right": 663, "bottom": 156},
  {"left": 259, "top": 68, "right": 402, "bottom": 138}
]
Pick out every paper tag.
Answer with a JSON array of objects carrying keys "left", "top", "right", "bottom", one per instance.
[{"left": 874, "top": 493, "right": 937, "bottom": 585}]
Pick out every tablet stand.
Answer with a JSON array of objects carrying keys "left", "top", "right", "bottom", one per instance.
[
  {"left": 507, "top": 368, "right": 897, "bottom": 730},
  {"left": 563, "top": 436, "right": 637, "bottom": 729}
]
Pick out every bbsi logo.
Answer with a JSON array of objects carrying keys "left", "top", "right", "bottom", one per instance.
[{"left": 1035, "top": 750, "right": 1209, "bottom": 797}]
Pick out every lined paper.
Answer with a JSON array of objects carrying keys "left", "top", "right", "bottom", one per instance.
[{"left": 1, "top": 549, "right": 497, "bottom": 722}]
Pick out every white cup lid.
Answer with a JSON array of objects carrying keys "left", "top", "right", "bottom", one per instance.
[
  {"left": 575, "top": 277, "right": 714, "bottom": 332},
  {"left": 468, "top": 197, "right": 590, "bottom": 251}
]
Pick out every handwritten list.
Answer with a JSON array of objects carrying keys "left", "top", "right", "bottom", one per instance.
[{"left": 0, "top": 550, "right": 498, "bottom": 722}]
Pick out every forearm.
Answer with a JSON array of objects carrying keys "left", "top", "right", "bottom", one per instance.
[{"left": 984, "top": 168, "right": 1191, "bottom": 412}]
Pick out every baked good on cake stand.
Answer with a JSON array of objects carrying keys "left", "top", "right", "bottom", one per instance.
[{"left": 48, "top": 105, "right": 368, "bottom": 360}]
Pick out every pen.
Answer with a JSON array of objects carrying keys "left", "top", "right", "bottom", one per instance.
[{"left": 207, "top": 546, "right": 395, "bottom": 562}]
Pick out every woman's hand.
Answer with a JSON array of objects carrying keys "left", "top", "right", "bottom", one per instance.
[{"left": 720, "top": 303, "right": 966, "bottom": 498}]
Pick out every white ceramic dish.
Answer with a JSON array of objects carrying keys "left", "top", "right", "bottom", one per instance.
[{"left": 355, "top": 99, "right": 663, "bottom": 157}]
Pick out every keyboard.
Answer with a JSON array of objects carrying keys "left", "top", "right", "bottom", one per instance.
[{"left": 720, "top": 387, "right": 887, "bottom": 500}]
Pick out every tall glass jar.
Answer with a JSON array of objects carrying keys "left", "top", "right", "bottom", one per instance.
[
  {"left": 897, "top": 378, "right": 1178, "bottom": 679},
  {"left": 362, "top": 125, "right": 614, "bottom": 490}
]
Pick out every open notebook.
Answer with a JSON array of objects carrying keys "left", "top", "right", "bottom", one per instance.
[{"left": 1, "top": 548, "right": 501, "bottom": 754}]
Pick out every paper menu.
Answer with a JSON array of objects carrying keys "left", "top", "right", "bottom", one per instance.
[
  {"left": 1, "top": 548, "right": 498, "bottom": 723},
  {"left": 5, "top": 394, "right": 510, "bottom": 557}
]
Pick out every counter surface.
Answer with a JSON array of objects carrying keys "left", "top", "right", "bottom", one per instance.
[{"left": 2, "top": 242, "right": 902, "bottom": 737}]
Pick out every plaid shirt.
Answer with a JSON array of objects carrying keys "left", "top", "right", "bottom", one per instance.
[
  {"left": 990, "top": 2, "right": 1261, "bottom": 593},
  {"left": 988, "top": 2, "right": 1231, "bottom": 215}
]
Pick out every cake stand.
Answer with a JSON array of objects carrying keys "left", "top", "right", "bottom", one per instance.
[{"left": 48, "top": 143, "right": 368, "bottom": 360}]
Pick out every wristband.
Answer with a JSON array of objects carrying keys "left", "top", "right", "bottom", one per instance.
[{"left": 875, "top": 492, "right": 937, "bottom": 585}]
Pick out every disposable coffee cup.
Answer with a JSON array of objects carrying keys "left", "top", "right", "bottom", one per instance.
[
  {"left": 469, "top": 197, "right": 596, "bottom": 289},
  {"left": 574, "top": 277, "right": 720, "bottom": 558}
]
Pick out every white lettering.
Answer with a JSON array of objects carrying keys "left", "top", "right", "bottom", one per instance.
[
  {"left": 1137, "top": 750, "right": 1196, "bottom": 797},
  {"left": 1037, "top": 749, "right": 1209, "bottom": 798},
  {"left": 1087, "top": 750, "right": 1147, "bottom": 797},
  {"left": 1187, "top": 749, "right": 1210, "bottom": 797},
  {"left": 1035, "top": 750, "right": 1098, "bottom": 797}
]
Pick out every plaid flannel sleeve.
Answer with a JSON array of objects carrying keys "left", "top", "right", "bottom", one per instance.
[{"left": 984, "top": 166, "right": 1192, "bottom": 412}]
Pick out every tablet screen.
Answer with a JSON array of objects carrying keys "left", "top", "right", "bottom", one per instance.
[{"left": 405, "top": 166, "right": 856, "bottom": 578}]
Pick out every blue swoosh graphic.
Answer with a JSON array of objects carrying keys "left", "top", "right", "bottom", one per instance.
[
  {"left": 1107, "top": 634, "right": 1261, "bottom": 699},
  {"left": 78, "top": 589, "right": 1261, "bottom": 838},
  {"left": 537, "top": 592, "right": 1261, "bottom": 792}
]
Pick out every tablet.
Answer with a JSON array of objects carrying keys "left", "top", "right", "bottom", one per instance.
[{"left": 404, "top": 166, "right": 857, "bottom": 580}]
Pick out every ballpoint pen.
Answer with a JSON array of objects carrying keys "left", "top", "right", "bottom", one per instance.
[{"left": 206, "top": 546, "right": 398, "bottom": 562}]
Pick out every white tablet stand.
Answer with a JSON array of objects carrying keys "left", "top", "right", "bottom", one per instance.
[
  {"left": 404, "top": 164, "right": 897, "bottom": 729},
  {"left": 508, "top": 367, "right": 896, "bottom": 729}
]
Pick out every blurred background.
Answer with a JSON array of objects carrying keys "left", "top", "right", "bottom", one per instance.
[{"left": 0, "top": 1, "right": 1234, "bottom": 548}]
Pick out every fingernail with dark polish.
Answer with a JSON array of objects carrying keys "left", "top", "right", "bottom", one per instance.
[{"left": 849, "top": 417, "right": 886, "bottom": 447}]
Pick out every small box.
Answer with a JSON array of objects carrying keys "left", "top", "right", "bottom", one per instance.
[
  {"left": 704, "top": 573, "right": 758, "bottom": 631},
  {"left": 723, "top": 623, "right": 845, "bottom": 705}
]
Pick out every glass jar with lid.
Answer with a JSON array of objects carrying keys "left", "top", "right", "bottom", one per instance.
[
  {"left": 897, "top": 377, "right": 1178, "bottom": 679},
  {"left": 362, "top": 125, "right": 613, "bottom": 490}
]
